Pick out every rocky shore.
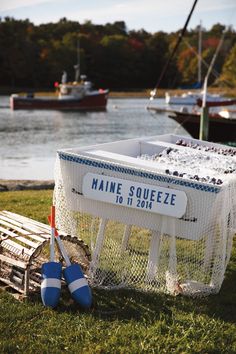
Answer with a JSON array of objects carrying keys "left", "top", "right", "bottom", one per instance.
[{"left": 0, "top": 179, "right": 54, "bottom": 192}]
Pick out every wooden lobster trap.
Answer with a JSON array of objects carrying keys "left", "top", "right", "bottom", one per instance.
[{"left": 0, "top": 211, "right": 91, "bottom": 297}]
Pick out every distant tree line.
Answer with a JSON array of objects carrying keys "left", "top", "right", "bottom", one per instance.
[{"left": 0, "top": 17, "right": 236, "bottom": 90}]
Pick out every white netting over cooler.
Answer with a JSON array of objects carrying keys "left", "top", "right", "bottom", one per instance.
[{"left": 54, "top": 134, "right": 236, "bottom": 297}]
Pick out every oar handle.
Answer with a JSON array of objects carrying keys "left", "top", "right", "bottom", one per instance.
[
  {"left": 49, "top": 206, "right": 71, "bottom": 266},
  {"left": 50, "top": 206, "right": 56, "bottom": 262},
  {"left": 51, "top": 205, "right": 55, "bottom": 228},
  {"left": 55, "top": 235, "right": 71, "bottom": 267}
]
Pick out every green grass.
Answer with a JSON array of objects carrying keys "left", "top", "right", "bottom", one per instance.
[
  {"left": 0, "top": 190, "right": 236, "bottom": 353},
  {"left": 0, "top": 189, "right": 53, "bottom": 224}
]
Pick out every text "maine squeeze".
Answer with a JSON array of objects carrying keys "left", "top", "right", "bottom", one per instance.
[
  {"left": 91, "top": 178, "right": 176, "bottom": 206},
  {"left": 82, "top": 173, "right": 187, "bottom": 218}
]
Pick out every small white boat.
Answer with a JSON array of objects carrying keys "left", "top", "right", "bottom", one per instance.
[{"left": 165, "top": 91, "right": 225, "bottom": 105}]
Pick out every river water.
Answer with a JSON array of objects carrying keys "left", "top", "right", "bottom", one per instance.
[{"left": 0, "top": 95, "right": 188, "bottom": 180}]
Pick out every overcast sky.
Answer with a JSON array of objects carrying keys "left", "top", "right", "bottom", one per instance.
[{"left": 0, "top": 0, "right": 235, "bottom": 33}]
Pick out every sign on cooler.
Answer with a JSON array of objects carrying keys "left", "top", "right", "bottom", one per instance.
[{"left": 82, "top": 173, "right": 187, "bottom": 218}]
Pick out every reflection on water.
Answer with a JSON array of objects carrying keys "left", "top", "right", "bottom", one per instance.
[{"left": 0, "top": 96, "right": 188, "bottom": 179}]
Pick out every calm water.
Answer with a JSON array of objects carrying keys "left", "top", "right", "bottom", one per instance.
[{"left": 0, "top": 95, "right": 188, "bottom": 180}]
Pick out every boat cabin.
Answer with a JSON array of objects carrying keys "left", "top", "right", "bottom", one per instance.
[{"left": 58, "top": 72, "right": 92, "bottom": 100}]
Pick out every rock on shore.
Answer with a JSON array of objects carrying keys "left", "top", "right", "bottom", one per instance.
[{"left": 0, "top": 179, "right": 54, "bottom": 192}]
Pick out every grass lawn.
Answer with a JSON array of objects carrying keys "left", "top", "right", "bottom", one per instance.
[{"left": 0, "top": 190, "right": 236, "bottom": 353}]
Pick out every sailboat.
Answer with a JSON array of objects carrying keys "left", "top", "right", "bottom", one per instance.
[
  {"left": 167, "top": 108, "right": 236, "bottom": 142},
  {"left": 165, "top": 22, "right": 225, "bottom": 106},
  {"left": 167, "top": 36, "right": 236, "bottom": 142}
]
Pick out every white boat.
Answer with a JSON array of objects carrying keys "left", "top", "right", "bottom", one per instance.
[
  {"left": 165, "top": 22, "right": 226, "bottom": 106},
  {"left": 165, "top": 91, "right": 224, "bottom": 105}
]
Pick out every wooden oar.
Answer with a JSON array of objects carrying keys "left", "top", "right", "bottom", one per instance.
[
  {"left": 40, "top": 206, "right": 62, "bottom": 308},
  {"left": 48, "top": 211, "right": 92, "bottom": 309}
]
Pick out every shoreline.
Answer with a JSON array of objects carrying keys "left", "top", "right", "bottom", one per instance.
[
  {"left": 0, "top": 179, "right": 54, "bottom": 192},
  {"left": 1, "top": 87, "right": 236, "bottom": 98}
]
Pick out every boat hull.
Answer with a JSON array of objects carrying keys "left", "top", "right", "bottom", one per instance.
[
  {"left": 168, "top": 111, "right": 236, "bottom": 142},
  {"left": 10, "top": 91, "right": 109, "bottom": 111}
]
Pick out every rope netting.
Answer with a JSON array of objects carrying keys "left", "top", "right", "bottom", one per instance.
[{"left": 54, "top": 135, "right": 236, "bottom": 297}]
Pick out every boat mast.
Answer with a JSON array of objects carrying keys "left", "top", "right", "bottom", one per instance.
[
  {"left": 198, "top": 21, "right": 202, "bottom": 86},
  {"left": 149, "top": 0, "right": 198, "bottom": 101},
  {"left": 200, "top": 29, "right": 226, "bottom": 140},
  {"left": 74, "top": 39, "right": 80, "bottom": 82},
  {"left": 202, "top": 29, "right": 225, "bottom": 106}
]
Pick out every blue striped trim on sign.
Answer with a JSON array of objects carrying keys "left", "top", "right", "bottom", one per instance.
[{"left": 58, "top": 152, "right": 221, "bottom": 194}]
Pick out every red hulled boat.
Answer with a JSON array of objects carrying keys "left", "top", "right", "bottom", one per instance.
[{"left": 10, "top": 68, "right": 109, "bottom": 111}]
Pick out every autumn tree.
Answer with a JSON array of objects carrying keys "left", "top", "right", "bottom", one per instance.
[
  {"left": 217, "top": 44, "right": 236, "bottom": 87},
  {"left": 0, "top": 17, "right": 235, "bottom": 90}
]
